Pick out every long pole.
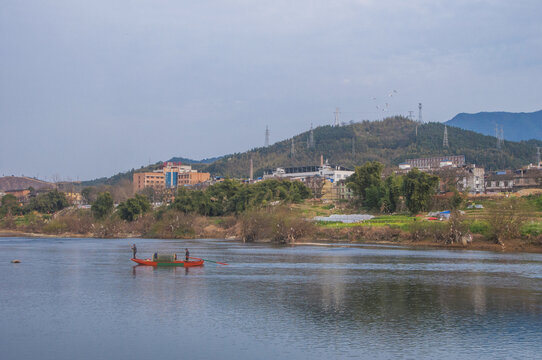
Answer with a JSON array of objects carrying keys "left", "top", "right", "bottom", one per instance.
[{"left": 190, "top": 256, "right": 228, "bottom": 265}]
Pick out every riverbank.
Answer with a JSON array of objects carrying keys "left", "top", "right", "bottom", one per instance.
[
  {"left": 2, "top": 198, "right": 542, "bottom": 253},
  {"left": 3, "top": 228, "right": 542, "bottom": 254}
]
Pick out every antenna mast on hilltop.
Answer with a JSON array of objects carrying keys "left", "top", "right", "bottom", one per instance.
[
  {"left": 265, "top": 125, "right": 270, "bottom": 147},
  {"left": 443, "top": 125, "right": 449, "bottom": 148},
  {"left": 334, "top": 107, "right": 340, "bottom": 127}
]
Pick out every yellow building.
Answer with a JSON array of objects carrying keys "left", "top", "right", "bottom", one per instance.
[{"left": 133, "top": 162, "right": 210, "bottom": 193}]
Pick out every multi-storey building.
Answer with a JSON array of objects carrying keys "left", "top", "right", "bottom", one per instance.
[
  {"left": 485, "top": 168, "right": 542, "bottom": 193},
  {"left": 133, "top": 162, "right": 210, "bottom": 193},
  {"left": 263, "top": 164, "right": 353, "bottom": 183},
  {"left": 406, "top": 155, "right": 466, "bottom": 169}
]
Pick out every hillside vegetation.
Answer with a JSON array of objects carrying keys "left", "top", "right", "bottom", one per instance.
[
  {"left": 200, "top": 117, "right": 542, "bottom": 178},
  {"left": 83, "top": 117, "right": 542, "bottom": 184}
]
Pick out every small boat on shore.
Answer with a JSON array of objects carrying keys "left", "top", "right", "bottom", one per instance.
[{"left": 131, "top": 253, "right": 204, "bottom": 267}]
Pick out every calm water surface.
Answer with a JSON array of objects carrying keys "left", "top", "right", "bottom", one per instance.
[{"left": 1, "top": 237, "right": 542, "bottom": 359}]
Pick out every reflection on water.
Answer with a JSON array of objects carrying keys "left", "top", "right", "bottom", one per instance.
[{"left": 1, "top": 237, "right": 542, "bottom": 360}]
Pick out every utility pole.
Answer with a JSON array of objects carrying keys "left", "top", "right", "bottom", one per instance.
[
  {"left": 249, "top": 157, "right": 254, "bottom": 181},
  {"left": 537, "top": 146, "right": 541, "bottom": 167},
  {"left": 352, "top": 136, "right": 355, "bottom": 156},
  {"left": 291, "top": 138, "right": 295, "bottom": 156},
  {"left": 443, "top": 125, "right": 449, "bottom": 148}
]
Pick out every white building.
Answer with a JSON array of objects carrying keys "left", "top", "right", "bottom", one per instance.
[{"left": 264, "top": 164, "right": 354, "bottom": 183}]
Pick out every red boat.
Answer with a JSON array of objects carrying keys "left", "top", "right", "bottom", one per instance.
[{"left": 131, "top": 253, "right": 204, "bottom": 267}]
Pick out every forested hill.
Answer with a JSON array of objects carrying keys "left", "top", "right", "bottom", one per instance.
[
  {"left": 198, "top": 117, "right": 542, "bottom": 178},
  {"left": 83, "top": 117, "right": 542, "bottom": 185},
  {"left": 446, "top": 110, "right": 542, "bottom": 141}
]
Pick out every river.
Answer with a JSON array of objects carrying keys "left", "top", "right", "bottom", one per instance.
[{"left": 1, "top": 237, "right": 542, "bottom": 359}]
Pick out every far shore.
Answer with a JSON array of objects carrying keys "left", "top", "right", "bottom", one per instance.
[{"left": 2, "top": 229, "right": 541, "bottom": 254}]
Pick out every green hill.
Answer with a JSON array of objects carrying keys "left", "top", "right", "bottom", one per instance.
[
  {"left": 199, "top": 117, "right": 542, "bottom": 178},
  {"left": 83, "top": 117, "right": 542, "bottom": 185}
]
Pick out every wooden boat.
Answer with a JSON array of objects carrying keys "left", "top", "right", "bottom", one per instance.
[{"left": 131, "top": 256, "right": 204, "bottom": 267}]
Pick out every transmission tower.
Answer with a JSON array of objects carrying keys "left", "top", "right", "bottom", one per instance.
[
  {"left": 495, "top": 124, "right": 501, "bottom": 149},
  {"left": 265, "top": 125, "right": 270, "bottom": 147},
  {"left": 309, "top": 123, "right": 315, "bottom": 148},
  {"left": 443, "top": 125, "right": 449, "bottom": 148},
  {"left": 334, "top": 107, "right": 340, "bottom": 127},
  {"left": 418, "top": 103, "right": 423, "bottom": 123},
  {"left": 495, "top": 124, "right": 504, "bottom": 149}
]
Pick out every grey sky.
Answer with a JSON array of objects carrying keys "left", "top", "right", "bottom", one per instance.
[{"left": 1, "top": 0, "right": 541, "bottom": 180}]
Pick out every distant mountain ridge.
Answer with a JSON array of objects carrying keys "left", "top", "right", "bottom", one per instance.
[
  {"left": 167, "top": 156, "right": 223, "bottom": 164},
  {"left": 446, "top": 110, "right": 542, "bottom": 141}
]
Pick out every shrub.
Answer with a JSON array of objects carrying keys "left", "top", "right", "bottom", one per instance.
[
  {"left": 408, "top": 220, "right": 448, "bottom": 242},
  {"left": 486, "top": 198, "right": 529, "bottom": 245},
  {"left": 468, "top": 220, "right": 491, "bottom": 237},
  {"left": 240, "top": 207, "right": 315, "bottom": 243},
  {"left": 149, "top": 210, "right": 195, "bottom": 238}
]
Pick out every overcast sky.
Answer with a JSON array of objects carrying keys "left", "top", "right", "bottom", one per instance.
[{"left": 1, "top": 0, "right": 541, "bottom": 180}]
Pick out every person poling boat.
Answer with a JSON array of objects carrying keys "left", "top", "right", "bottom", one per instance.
[
  {"left": 131, "top": 244, "right": 137, "bottom": 259},
  {"left": 185, "top": 248, "right": 190, "bottom": 262},
  {"left": 131, "top": 251, "right": 204, "bottom": 267}
]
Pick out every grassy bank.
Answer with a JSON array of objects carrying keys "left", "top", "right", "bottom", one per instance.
[{"left": 2, "top": 196, "right": 542, "bottom": 253}]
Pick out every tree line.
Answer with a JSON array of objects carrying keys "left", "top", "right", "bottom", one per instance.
[{"left": 346, "top": 161, "right": 441, "bottom": 214}]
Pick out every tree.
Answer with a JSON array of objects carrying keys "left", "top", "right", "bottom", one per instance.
[
  {"left": 117, "top": 194, "right": 151, "bottom": 221},
  {"left": 171, "top": 187, "right": 196, "bottom": 213},
  {"left": 91, "top": 192, "right": 114, "bottom": 220},
  {"left": 346, "top": 161, "right": 385, "bottom": 210},
  {"left": 347, "top": 162, "right": 385, "bottom": 200},
  {"left": 402, "top": 168, "right": 439, "bottom": 214},
  {"left": 381, "top": 174, "right": 403, "bottom": 213},
  {"left": 81, "top": 187, "right": 95, "bottom": 204},
  {"left": 0, "top": 194, "right": 22, "bottom": 217},
  {"left": 25, "top": 190, "right": 69, "bottom": 213}
]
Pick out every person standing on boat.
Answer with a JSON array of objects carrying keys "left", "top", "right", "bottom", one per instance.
[
  {"left": 131, "top": 244, "right": 137, "bottom": 259},
  {"left": 185, "top": 248, "right": 190, "bottom": 262}
]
